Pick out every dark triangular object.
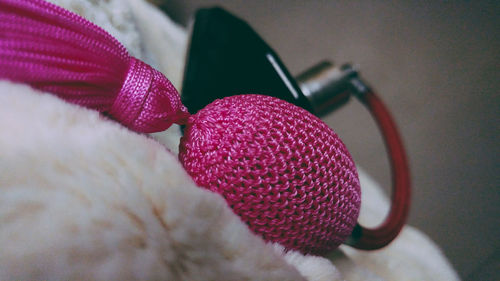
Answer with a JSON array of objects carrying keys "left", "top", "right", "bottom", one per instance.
[{"left": 181, "top": 7, "right": 312, "bottom": 114}]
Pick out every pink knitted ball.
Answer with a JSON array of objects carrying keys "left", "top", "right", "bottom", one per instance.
[{"left": 179, "top": 94, "right": 361, "bottom": 254}]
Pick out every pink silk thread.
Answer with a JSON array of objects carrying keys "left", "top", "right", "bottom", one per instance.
[{"left": 0, "top": 0, "right": 189, "bottom": 133}]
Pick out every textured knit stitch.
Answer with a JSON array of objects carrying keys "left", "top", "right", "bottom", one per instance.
[
  {"left": 0, "top": 0, "right": 188, "bottom": 133},
  {"left": 179, "top": 95, "right": 361, "bottom": 255}
]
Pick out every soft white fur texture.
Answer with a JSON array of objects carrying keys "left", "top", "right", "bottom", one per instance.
[
  {"left": 0, "top": 81, "right": 305, "bottom": 280},
  {"left": 0, "top": 0, "right": 460, "bottom": 280}
]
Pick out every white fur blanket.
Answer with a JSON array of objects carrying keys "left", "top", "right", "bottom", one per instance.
[{"left": 0, "top": 0, "right": 460, "bottom": 280}]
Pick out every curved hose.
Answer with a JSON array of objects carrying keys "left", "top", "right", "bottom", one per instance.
[{"left": 346, "top": 90, "right": 411, "bottom": 250}]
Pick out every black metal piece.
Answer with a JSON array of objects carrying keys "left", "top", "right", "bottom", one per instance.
[{"left": 181, "top": 7, "right": 313, "bottom": 114}]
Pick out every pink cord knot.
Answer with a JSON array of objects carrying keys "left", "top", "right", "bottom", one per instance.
[
  {"left": 110, "top": 57, "right": 189, "bottom": 133},
  {"left": 0, "top": 0, "right": 188, "bottom": 133}
]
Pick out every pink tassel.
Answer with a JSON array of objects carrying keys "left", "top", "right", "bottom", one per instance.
[{"left": 0, "top": 0, "right": 189, "bottom": 133}]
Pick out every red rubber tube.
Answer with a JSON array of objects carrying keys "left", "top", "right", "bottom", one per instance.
[{"left": 347, "top": 90, "right": 411, "bottom": 250}]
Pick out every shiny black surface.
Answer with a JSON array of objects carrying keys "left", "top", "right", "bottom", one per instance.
[{"left": 181, "top": 7, "right": 312, "bottom": 114}]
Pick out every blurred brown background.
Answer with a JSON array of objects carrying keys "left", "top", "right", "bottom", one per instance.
[{"left": 156, "top": 1, "right": 499, "bottom": 279}]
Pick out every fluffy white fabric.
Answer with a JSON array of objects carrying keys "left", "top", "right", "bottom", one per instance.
[
  {"left": 0, "top": 81, "right": 305, "bottom": 280},
  {"left": 0, "top": 0, "right": 460, "bottom": 280}
]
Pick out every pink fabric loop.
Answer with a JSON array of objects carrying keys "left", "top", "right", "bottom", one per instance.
[
  {"left": 0, "top": 0, "right": 188, "bottom": 133},
  {"left": 110, "top": 57, "right": 189, "bottom": 133}
]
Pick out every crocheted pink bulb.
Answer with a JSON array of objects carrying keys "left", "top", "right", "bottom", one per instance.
[{"left": 179, "top": 94, "right": 361, "bottom": 255}]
